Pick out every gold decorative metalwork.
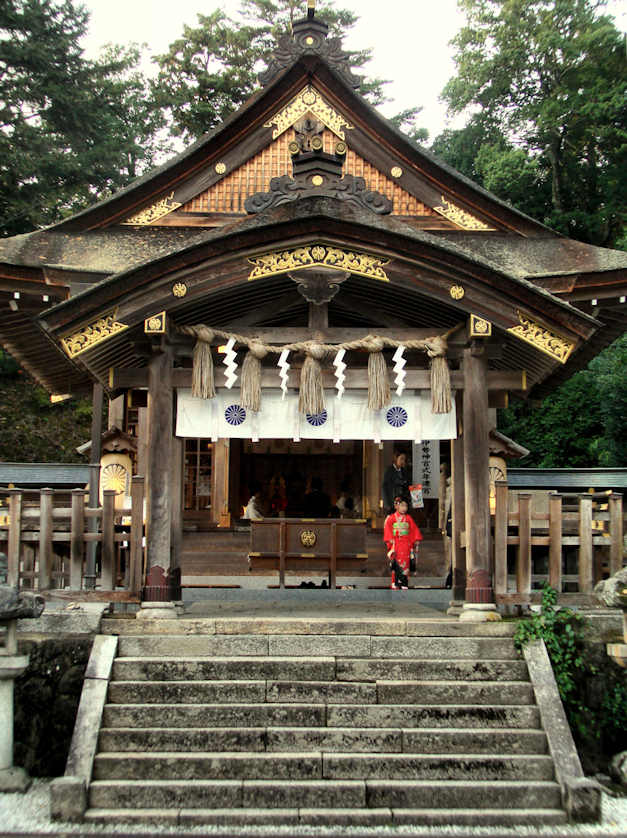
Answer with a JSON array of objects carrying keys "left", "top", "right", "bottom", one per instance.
[
  {"left": 450, "top": 285, "right": 465, "bottom": 300},
  {"left": 61, "top": 312, "right": 128, "bottom": 358},
  {"left": 121, "top": 192, "right": 181, "bottom": 226},
  {"left": 264, "top": 85, "right": 354, "bottom": 140},
  {"left": 144, "top": 312, "right": 166, "bottom": 334},
  {"left": 101, "top": 463, "right": 129, "bottom": 495},
  {"left": 300, "top": 530, "right": 317, "bottom": 548},
  {"left": 434, "top": 196, "right": 490, "bottom": 231},
  {"left": 248, "top": 244, "right": 390, "bottom": 282},
  {"left": 215, "top": 162, "right": 226, "bottom": 174},
  {"left": 172, "top": 283, "right": 187, "bottom": 298},
  {"left": 335, "top": 141, "right": 347, "bottom": 156},
  {"left": 391, "top": 166, "right": 403, "bottom": 178},
  {"left": 311, "top": 175, "right": 324, "bottom": 186},
  {"left": 469, "top": 315, "right": 492, "bottom": 337},
  {"left": 507, "top": 311, "right": 575, "bottom": 363}
]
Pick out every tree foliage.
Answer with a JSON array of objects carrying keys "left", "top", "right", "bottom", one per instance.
[
  {"left": 498, "top": 335, "right": 627, "bottom": 467},
  {"left": 0, "top": 0, "right": 167, "bottom": 237},
  {"left": 152, "top": 0, "right": 418, "bottom": 142},
  {"left": 440, "top": 0, "right": 627, "bottom": 246}
]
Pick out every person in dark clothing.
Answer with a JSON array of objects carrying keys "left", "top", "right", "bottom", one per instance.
[
  {"left": 303, "top": 477, "right": 331, "bottom": 518},
  {"left": 382, "top": 451, "right": 411, "bottom": 514}
]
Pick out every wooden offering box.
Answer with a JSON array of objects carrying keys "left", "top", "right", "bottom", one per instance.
[{"left": 248, "top": 518, "right": 367, "bottom": 589}]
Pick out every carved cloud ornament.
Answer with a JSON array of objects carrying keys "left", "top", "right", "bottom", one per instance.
[
  {"left": 61, "top": 313, "right": 128, "bottom": 358},
  {"left": 264, "top": 86, "right": 354, "bottom": 140},
  {"left": 507, "top": 312, "right": 576, "bottom": 363},
  {"left": 248, "top": 244, "right": 390, "bottom": 282}
]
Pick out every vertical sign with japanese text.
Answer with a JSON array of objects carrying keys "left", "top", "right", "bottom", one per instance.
[{"left": 412, "top": 440, "right": 440, "bottom": 499}]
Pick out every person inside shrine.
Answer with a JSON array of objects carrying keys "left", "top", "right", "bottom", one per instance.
[
  {"left": 382, "top": 451, "right": 411, "bottom": 513},
  {"left": 384, "top": 498, "right": 422, "bottom": 590}
]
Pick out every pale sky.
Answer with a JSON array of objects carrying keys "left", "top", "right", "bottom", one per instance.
[{"left": 80, "top": 0, "right": 627, "bottom": 141}]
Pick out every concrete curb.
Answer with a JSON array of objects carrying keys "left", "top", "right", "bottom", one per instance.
[
  {"left": 49, "top": 635, "right": 118, "bottom": 822},
  {"left": 523, "top": 640, "right": 601, "bottom": 822}
]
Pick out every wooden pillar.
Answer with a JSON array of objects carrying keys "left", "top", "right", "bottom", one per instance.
[
  {"left": 137, "top": 407, "right": 149, "bottom": 477},
  {"left": 212, "top": 439, "right": 231, "bottom": 527},
  {"left": 145, "top": 348, "right": 173, "bottom": 585},
  {"left": 578, "top": 494, "right": 593, "bottom": 593},
  {"left": 70, "top": 489, "right": 86, "bottom": 590},
  {"left": 493, "top": 480, "right": 508, "bottom": 597},
  {"left": 548, "top": 494, "right": 563, "bottom": 592},
  {"left": 460, "top": 344, "right": 498, "bottom": 621},
  {"left": 516, "top": 493, "right": 532, "bottom": 601},
  {"left": 448, "top": 395, "right": 466, "bottom": 611},
  {"left": 7, "top": 490, "right": 22, "bottom": 587},
  {"left": 170, "top": 435, "right": 184, "bottom": 569},
  {"left": 608, "top": 493, "right": 623, "bottom": 577},
  {"left": 38, "top": 488, "right": 53, "bottom": 590},
  {"left": 108, "top": 394, "right": 124, "bottom": 429},
  {"left": 85, "top": 382, "right": 103, "bottom": 590},
  {"left": 101, "top": 489, "right": 116, "bottom": 590},
  {"left": 363, "top": 441, "right": 384, "bottom": 525},
  {"left": 129, "top": 476, "right": 145, "bottom": 594}
]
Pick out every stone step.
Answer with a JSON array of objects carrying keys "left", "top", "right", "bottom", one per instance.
[
  {"left": 93, "top": 751, "right": 554, "bottom": 782},
  {"left": 98, "top": 725, "right": 549, "bottom": 755},
  {"left": 103, "top": 702, "right": 326, "bottom": 729},
  {"left": 88, "top": 779, "right": 367, "bottom": 809},
  {"left": 326, "top": 703, "right": 541, "bottom": 729},
  {"left": 376, "top": 680, "right": 535, "bottom": 705},
  {"left": 82, "top": 806, "right": 567, "bottom": 827},
  {"left": 117, "top": 635, "right": 269, "bottom": 657},
  {"left": 108, "top": 680, "right": 268, "bottom": 705},
  {"left": 336, "top": 658, "right": 528, "bottom": 682},
  {"left": 368, "top": 636, "right": 519, "bottom": 660},
  {"left": 365, "top": 779, "right": 562, "bottom": 810},
  {"left": 112, "top": 656, "right": 336, "bottom": 682},
  {"left": 101, "top": 617, "right": 517, "bottom": 637},
  {"left": 266, "top": 680, "right": 376, "bottom": 704},
  {"left": 93, "top": 752, "right": 323, "bottom": 781}
]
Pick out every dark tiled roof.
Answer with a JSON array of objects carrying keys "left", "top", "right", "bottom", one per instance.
[{"left": 507, "top": 468, "right": 627, "bottom": 490}]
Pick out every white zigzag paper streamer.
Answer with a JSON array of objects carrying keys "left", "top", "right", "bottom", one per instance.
[
  {"left": 277, "top": 349, "right": 290, "bottom": 400},
  {"left": 393, "top": 345, "right": 407, "bottom": 396},
  {"left": 222, "top": 337, "right": 238, "bottom": 389},
  {"left": 333, "top": 348, "right": 346, "bottom": 399}
]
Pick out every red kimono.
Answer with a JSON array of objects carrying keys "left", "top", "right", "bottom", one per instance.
[{"left": 384, "top": 511, "right": 422, "bottom": 588}]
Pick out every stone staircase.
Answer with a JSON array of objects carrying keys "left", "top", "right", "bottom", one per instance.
[{"left": 83, "top": 618, "right": 568, "bottom": 828}]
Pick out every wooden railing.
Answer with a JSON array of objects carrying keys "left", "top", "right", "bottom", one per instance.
[
  {"left": 493, "top": 483, "right": 624, "bottom": 604},
  {"left": 0, "top": 477, "right": 145, "bottom": 593}
]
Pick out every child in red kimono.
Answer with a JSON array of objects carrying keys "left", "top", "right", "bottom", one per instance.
[{"left": 384, "top": 499, "right": 422, "bottom": 589}]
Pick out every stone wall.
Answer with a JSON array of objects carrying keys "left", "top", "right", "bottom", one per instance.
[{"left": 14, "top": 637, "right": 93, "bottom": 777}]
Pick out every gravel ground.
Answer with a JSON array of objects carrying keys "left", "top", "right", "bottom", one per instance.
[{"left": 0, "top": 780, "right": 625, "bottom": 837}]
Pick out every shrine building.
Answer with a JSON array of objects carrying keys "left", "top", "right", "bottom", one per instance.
[{"left": 1, "top": 4, "right": 625, "bottom": 617}]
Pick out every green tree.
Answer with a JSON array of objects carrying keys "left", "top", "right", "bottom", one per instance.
[
  {"left": 153, "top": 0, "right": 420, "bottom": 143},
  {"left": 498, "top": 335, "right": 627, "bottom": 467},
  {"left": 0, "top": 0, "right": 165, "bottom": 236},
  {"left": 442, "top": 0, "right": 627, "bottom": 247}
]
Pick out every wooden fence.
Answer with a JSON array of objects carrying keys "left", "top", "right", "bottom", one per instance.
[
  {"left": 0, "top": 477, "right": 145, "bottom": 594},
  {"left": 494, "top": 484, "right": 624, "bottom": 605}
]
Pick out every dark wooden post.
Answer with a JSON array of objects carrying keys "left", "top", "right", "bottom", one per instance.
[
  {"left": 460, "top": 344, "right": 498, "bottom": 621},
  {"left": 578, "top": 494, "right": 593, "bottom": 593},
  {"left": 330, "top": 521, "right": 337, "bottom": 590},
  {"left": 608, "top": 493, "right": 623, "bottom": 577},
  {"left": 170, "top": 435, "right": 184, "bottom": 571},
  {"left": 101, "top": 489, "right": 116, "bottom": 589},
  {"left": 548, "top": 494, "right": 563, "bottom": 592},
  {"left": 85, "top": 382, "right": 104, "bottom": 590},
  {"left": 447, "top": 421, "right": 466, "bottom": 615},
  {"left": 7, "top": 489, "right": 22, "bottom": 587},
  {"left": 38, "top": 488, "right": 54, "bottom": 590},
  {"left": 130, "top": 476, "right": 145, "bottom": 594},
  {"left": 494, "top": 480, "right": 508, "bottom": 597},
  {"left": 144, "top": 347, "right": 173, "bottom": 599},
  {"left": 279, "top": 520, "right": 286, "bottom": 589},
  {"left": 70, "top": 489, "right": 86, "bottom": 590},
  {"left": 516, "top": 493, "right": 532, "bottom": 601}
]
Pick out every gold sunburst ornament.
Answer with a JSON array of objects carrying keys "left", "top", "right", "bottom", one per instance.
[
  {"left": 101, "top": 463, "right": 129, "bottom": 495},
  {"left": 300, "top": 530, "right": 317, "bottom": 548}
]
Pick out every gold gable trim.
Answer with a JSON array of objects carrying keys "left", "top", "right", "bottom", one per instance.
[
  {"left": 121, "top": 192, "right": 182, "bottom": 226},
  {"left": 264, "top": 85, "right": 353, "bottom": 140},
  {"left": 434, "top": 196, "right": 490, "bottom": 231},
  {"left": 61, "top": 312, "right": 128, "bottom": 358},
  {"left": 248, "top": 244, "right": 390, "bottom": 282},
  {"left": 507, "top": 312, "right": 575, "bottom": 363}
]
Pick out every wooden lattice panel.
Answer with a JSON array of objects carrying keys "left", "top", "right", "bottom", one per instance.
[{"left": 180, "top": 130, "right": 435, "bottom": 217}]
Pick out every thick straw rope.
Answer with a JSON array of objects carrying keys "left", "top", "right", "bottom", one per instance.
[{"left": 179, "top": 325, "right": 455, "bottom": 414}]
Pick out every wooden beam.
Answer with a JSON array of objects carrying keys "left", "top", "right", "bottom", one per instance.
[
  {"left": 111, "top": 367, "right": 527, "bottom": 392},
  {"left": 225, "top": 295, "right": 303, "bottom": 328},
  {"left": 308, "top": 302, "right": 328, "bottom": 330}
]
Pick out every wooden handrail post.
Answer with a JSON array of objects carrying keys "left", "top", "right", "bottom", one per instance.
[
  {"left": 516, "top": 493, "right": 532, "bottom": 599},
  {"left": 494, "top": 481, "right": 508, "bottom": 596},
  {"left": 38, "top": 488, "right": 54, "bottom": 590},
  {"left": 578, "top": 494, "right": 593, "bottom": 593},
  {"left": 7, "top": 490, "right": 23, "bottom": 587},
  {"left": 101, "top": 490, "right": 116, "bottom": 590},
  {"left": 608, "top": 493, "right": 623, "bottom": 577},
  {"left": 548, "top": 494, "right": 563, "bottom": 592},
  {"left": 130, "top": 476, "right": 145, "bottom": 594},
  {"left": 70, "top": 489, "right": 86, "bottom": 590}
]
